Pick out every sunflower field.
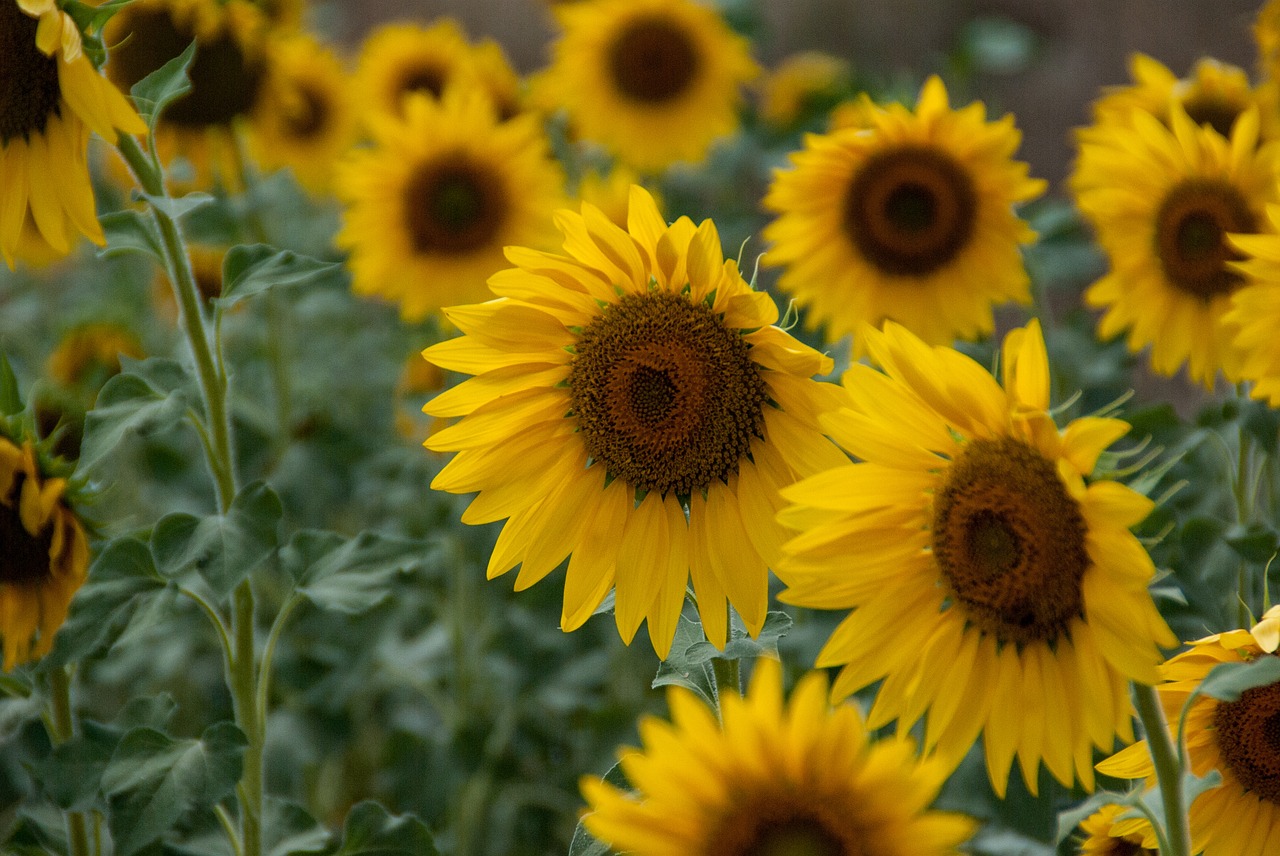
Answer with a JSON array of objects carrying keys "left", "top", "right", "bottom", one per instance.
[{"left": 4, "top": 0, "right": 1280, "bottom": 854}]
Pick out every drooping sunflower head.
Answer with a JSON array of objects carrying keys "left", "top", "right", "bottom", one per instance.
[
  {"left": 1091, "top": 54, "right": 1262, "bottom": 141},
  {"left": 336, "top": 85, "right": 566, "bottom": 321},
  {"left": 0, "top": 0, "right": 146, "bottom": 267},
  {"left": 762, "top": 76, "right": 1045, "bottom": 353},
  {"left": 422, "top": 186, "right": 846, "bottom": 656},
  {"left": 1077, "top": 805, "right": 1158, "bottom": 856},
  {"left": 0, "top": 434, "right": 90, "bottom": 671},
  {"left": 777, "top": 320, "right": 1175, "bottom": 796},
  {"left": 1098, "top": 606, "right": 1280, "bottom": 856},
  {"left": 1073, "top": 104, "right": 1280, "bottom": 387},
  {"left": 581, "top": 658, "right": 976, "bottom": 856},
  {"left": 540, "top": 0, "right": 759, "bottom": 171}
]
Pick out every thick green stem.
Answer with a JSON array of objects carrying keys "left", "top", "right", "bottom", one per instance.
[
  {"left": 48, "top": 668, "right": 90, "bottom": 856},
  {"left": 1133, "top": 682, "right": 1191, "bottom": 856},
  {"left": 230, "top": 580, "right": 263, "bottom": 856},
  {"left": 710, "top": 656, "right": 741, "bottom": 716}
]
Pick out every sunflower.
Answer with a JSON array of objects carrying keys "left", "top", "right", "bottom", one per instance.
[
  {"left": 0, "top": 0, "right": 146, "bottom": 268},
  {"left": 1225, "top": 205, "right": 1280, "bottom": 406},
  {"left": 1072, "top": 104, "right": 1280, "bottom": 388},
  {"left": 422, "top": 186, "right": 846, "bottom": 657},
  {"left": 776, "top": 320, "right": 1175, "bottom": 796},
  {"left": 1076, "top": 805, "right": 1158, "bottom": 856},
  {"left": 0, "top": 435, "right": 90, "bottom": 670},
  {"left": 336, "top": 86, "right": 566, "bottom": 321},
  {"left": 1097, "top": 606, "right": 1280, "bottom": 856},
  {"left": 250, "top": 0, "right": 304, "bottom": 29},
  {"left": 756, "top": 50, "right": 851, "bottom": 130},
  {"left": 761, "top": 76, "right": 1045, "bottom": 354},
  {"left": 1091, "top": 54, "right": 1263, "bottom": 141},
  {"left": 248, "top": 32, "right": 357, "bottom": 194},
  {"left": 46, "top": 322, "right": 144, "bottom": 393},
  {"left": 575, "top": 166, "right": 661, "bottom": 230},
  {"left": 538, "top": 0, "right": 759, "bottom": 172},
  {"left": 104, "top": 0, "right": 268, "bottom": 189},
  {"left": 580, "top": 658, "right": 976, "bottom": 856}
]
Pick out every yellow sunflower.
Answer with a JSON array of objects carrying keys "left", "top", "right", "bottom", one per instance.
[
  {"left": 1259, "top": 0, "right": 1280, "bottom": 75},
  {"left": 1225, "top": 205, "right": 1280, "bottom": 405},
  {"left": 1092, "top": 54, "right": 1263, "bottom": 141},
  {"left": 336, "top": 86, "right": 566, "bottom": 322},
  {"left": 776, "top": 320, "right": 1176, "bottom": 796},
  {"left": 539, "top": 0, "right": 759, "bottom": 172},
  {"left": 0, "top": 435, "right": 90, "bottom": 671},
  {"left": 422, "top": 186, "right": 846, "bottom": 657},
  {"left": 46, "top": 322, "right": 144, "bottom": 394},
  {"left": 762, "top": 76, "right": 1045, "bottom": 354},
  {"left": 575, "top": 165, "right": 662, "bottom": 230},
  {"left": 248, "top": 32, "right": 357, "bottom": 194},
  {"left": 581, "top": 658, "right": 976, "bottom": 856},
  {"left": 250, "top": 0, "right": 304, "bottom": 29},
  {"left": 756, "top": 50, "right": 851, "bottom": 130},
  {"left": 1072, "top": 104, "right": 1280, "bottom": 388},
  {"left": 1076, "top": 805, "right": 1158, "bottom": 856},
  {"left": 1, "top": 0, "right": 145, "bottom": 268},
  {"left": 1097, "top": 606, "right": 1280, "bottom": 856}
]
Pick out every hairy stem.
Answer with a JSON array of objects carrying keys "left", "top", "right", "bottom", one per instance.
[
  {"left": 1133, "top": 681, "right": 1191, "bottom": 856},
  {"left": 48, "top": 667, "right": 90, "bottom": 856}
]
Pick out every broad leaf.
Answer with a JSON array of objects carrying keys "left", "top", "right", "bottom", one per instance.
[
  {"left": 328, "top": 801, "right": 438, "bottom": 856},
  {"left": 1197, "top": 655, "right": 1280, "bottom": 702},
  {"left": 130, "top": 41, "right": 196, "bottom": 131},
  {"left": 285, "top": 530, "right": 431, "bottom": 615},
  {"left": 217, "top": 245, "right": 345, "bottom": 308},
  {"left": 79, "top": 359, "right": 193, "bottom": 475},
  {"left": 99, "top": 210, "right": 164, "bottom": 263}
]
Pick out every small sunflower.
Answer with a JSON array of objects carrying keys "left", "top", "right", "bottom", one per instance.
[
  {"left": 0, "top": 0, "right": 146, "bottom": 267},
  {"left": 1225, "top": 205, "right": 1280, "bottom": 405},
  {"left": 762, "top": 76, "right": 1045, "bottom": 353},
  {"left": 1097, "top": 606, "right": 1280, "bottom": 856},
  {"left": 248, "top": 32, "right": 357, "bottom": 194},
  {"left": 776, "top": 320, "right": 1176, "bottom": 796},
  {"left": 104, "top": 0, "right": 268, "bottom": 188},
  {"left": 756, "top": 50, "right": 851, "bottom": 130},
  {"left": 336, "top": 86, "right": 566, "bottom": 321},
  {"left": 1092, "top": 54, "right": 1262, "bottom": 141},
  {"left": 581, "top": 658, "right": 976, "bottom": 856},
  {"left": 1076, "top": 805, "right": 1158, "bottom": 856},
  {"left": 0, "top": 435, "right": 90, "bottom": 671},
  {"left": 539, "top": 0, "right": 759, "bottom": 171},
  {"left": 422, "top": 186, "right": 846, "bottom": 657},
  {"left": 46, "top": 322, "right": 144, "bottom": 394},
  {"left": 1072, "top": 104, "right": 1280, "bottom": 387}
]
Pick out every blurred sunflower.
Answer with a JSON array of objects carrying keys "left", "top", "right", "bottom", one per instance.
[
  {"left": 1092, "top": 54, "right": 1262, "bottom": 140},
  {"left": 1225, "top": 206, "right": 1280, "bottom": 405},
  {"left": 336, "top": 86, "right": 565, "bottom": 321},
  {"left": 762, "top": 76, "right": 1044, "bottom": 354},
  {"left": 1072, "top": 105, "right": 1280, "bottom": 387},
  {"left": 581, "top": 658, "right": 976, "bottom": 856},
  {"left": 46, "top": 322, "right": 144, "bottom": 393},
  {"left": 249, "top": 33, "right": 357, "bottom": 194},
  {"left": 0, "top": 435, "right": 90, "bottom": 670},
  {"left": 575, "top": 166, "right": 661, "bottom": 230},
  {"left": 539, "top": 0, "right": 759, "bottom": 171},
  {"left": 422, "top": 187, "right": 845, "bottom": 657},
  {"left": 756, "top": 50, "right": 851, "bottom": 130},
  {"left": 1077, "top": 805, "right": 1157, "bottom": 856},
  {"left": 251, "top": 0, "right": 304, "bottom": 29},
  {"left": 1097, "top": 606, "right": 1280, "bottom": 856},
  {"left": 0, "top": 0, "right": 145, "bottom": 267},
  {"left": 777, "top": 320, "right": 1175, "bottom": 796},
  {"left": 104, "top": 0, "right": 268, "bottom": 188}
]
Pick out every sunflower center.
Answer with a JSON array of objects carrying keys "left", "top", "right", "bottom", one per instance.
[
  {"left": 107, "top": 9, "right": 264, "bottom": 128},
  {"left": 283, "top": 82, "right": 329, "bottom": 139},
  {"left": 1153, "top": 179, "right": 1254, "bottom": 301},
  {"left": 402, "top": 154, "right": 507, "bottom": 254},
  {"left": 932, "top": 437, "right": 1089, "bottom": 646},
  {"left": 708, "top": 798, "right": 861, "bottom": 856},
  {"left": 397, "top": 62, "right": 447, "bottom": 103},
  {"left": 607, "top": 14, "right": 701, "bottom": 104},
  {"left": 569, "top": 290, "right": 768, "bottom": 498},
  {"left": 843, "top": 146, "right": 979, "bottom": 277},
  {"left": 0, "top": 477, "right": 55, "bottom": 586},
  {"left": 1212, "top": 667, "right": 1280, "bottom": 804},
  {"left": 0, "top": 2, "right": 63, "bottom": 144},
  {"left": 1180, "top": 95, "right": 1241, "bottom": 139},
  {"left": 1105, "top": 842, "right": 1156, "bottom": 856}
]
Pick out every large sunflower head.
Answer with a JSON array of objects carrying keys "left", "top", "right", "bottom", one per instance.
[
  {"left": 762, "top": 76, "right": 1045, "bottom": 354},
  {"left": 581, "top": 658, "right": 976, "bottom": 856},
  {"left": 1072, "top": 104, "right": 1280, "bottom": 388},
  {"left": 1092, "top": 54, "right": 1263, "bottom": 141},
  {"left": 335, "top": 85, "right": 566, "bottom": 321},
  {"left": 1224, "top": 205, "right": 1280, "bottom": 406},
  {"left": 0, "top": 434, "right": 90, "bottom": 670},
  {"left": 104, "top": 0, "right": 268, "bottom": 188},
  {"left": 1097, "top": 606, "right": 1280, "bottom": 856},
  {"left": 539, "top": 0, "right": 759, "bottom": 172},
  {"left": 421, "top": 186, "right": 846, "bottom": 657},
  {"left": 0, "top": 0, "right": 146, "bottom": 267},
  {"left": 776, "top": 320, "right": 1176, "bottom": 797}
]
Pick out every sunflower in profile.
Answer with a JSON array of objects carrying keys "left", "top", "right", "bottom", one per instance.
[
  {"left": 1091, "top": 54, "right": 1263, "bottom": 141},
  {"left": 1072, "top": 104, "right": 1280, "bottom": 387},
  {"left": 1225, "top": 206, "right": 1280, "bottom": 406},
  {"left": 104, "top": 0, "right": 269, "bottom": 188},
  {"left": 336, "top": 86, "right": 565, "bottom": 321},
  {"left": 1076, "top": 805, "right": 1157, "bottom": 856},
  {"left": 0, "top": 0, "right": 146, "bottom": 268},
  {"left": 1097, "top": 606, "right": 1280, "bottom": 856},
  {"left": 422, "top": 186, "right": 845, "bottom": 657},
  {"left": 762, "top": 76, "right": 1045, "bottom": 354},
  {"left": 777, "top": 320, "right": 1175, "bottom": 796},
  {"left": 249, "top": 32, "right": 357, "bottom": 194},
  {"left": 581, "top": 658, "right": 976, "bottom": 856},
  {"left": 539, "top": 0, "right": 759, "bottom": 171},
  {"left": 0, "top": 434, "right": 90, "bottom": 670}
]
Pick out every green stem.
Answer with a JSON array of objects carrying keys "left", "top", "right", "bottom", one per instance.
[
  {"left": 710, "top": 656, "right": 741, "bottom": 716},
  {"left": 48, "top": 668, "right": 90, "bottom": 856},
  {"left": 1237, "top": 415, "right": 1254, "bottom": 628},
  {"left": 1133, "top": 682, "right": 1191, "bottom": 856},
  {"left": 230, "top": 580, "right": 263, "bottom": 856},
  {"left": 256, "top": 593, "right": 303, "bottom": 730}
]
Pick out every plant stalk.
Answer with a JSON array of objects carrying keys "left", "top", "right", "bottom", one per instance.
[
  {"left": 48, "top": 667, "right": 90, "bottom": 856},
  {"left": 1133, "top": 681, "right": 1191, "bottom": 856},
  {"left": 230, "top": 580, "right": 263, "bottom": 856}
]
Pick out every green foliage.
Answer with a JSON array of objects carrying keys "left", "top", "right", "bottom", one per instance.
[
  {"left": 327, "top": 802, "right": 439, "bottom": 856},
  {"left": 80, "top": 359, "right": 195, "bottom": 476},
  {"left": 130, "top": 41, "right": 197, "bottom": 133},
  {"left": 218, "top": 246, "right": 346, "bottom": 309}
]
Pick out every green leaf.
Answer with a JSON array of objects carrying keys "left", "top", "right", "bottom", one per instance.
[
  {"left": 567, "top": 762, "right": 627, "bottom": 856},
  {"left": 683, "top": 610, "right": 792, "bottom": 665},
  {"left": 328, "top": 801, "right": 438, "bottom": 856},
  {"left": 99, "top": 210, "right": 164, "bottom": 262},
  {"left": 142, "top": 192, "right": 214, "bottom": 223},
  {"left": 1242, "top": 399, "right": 1280, "bottom": 455},
  {"left": 217, "top": 244, "right": 345, "bottom": 308},
  {"left": 651, "top": 615, "right": 717, "bottom": 707},
  {"left": 265, "top": 798, "right": 331, "bottom": 856},
  {"left": 131, "top": 40, "right": 196, "bottom": 131},
  {"left": 286, "top": 530, "right": 430, "bottom": 615},
  {"left": 30, "top": 720, "right": 121, "bottom": 811},
  {"left": 1223, "top": 522, "right": 1278, "bottom": 564},
  {"left": 102, "top": 722, "right": 248, "bottom": 856},
  {"left": 151, "top": 481, "right": 282, "bottom": 598},
  {"left": 0, "top": 350, "right": 21, "bottom": 415},
  {"left": 1055, "top": 790, "right": 1133, "bottom": 845},
  {"left": 0, "top": 676, "right": 42, "bottom": 741},
  {"left": 1197, "top": 655, "right": 1280, "bottom": 702},
  {"left": 79, "top": 359, "right": 193, "bottom": 475}
]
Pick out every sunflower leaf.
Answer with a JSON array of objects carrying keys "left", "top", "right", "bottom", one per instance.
[
  {"left": 286, "top": 530, "right": 433, "bottom": 615},
  {"left": 1054, "top": 790, "right": 1136, "bottom": 845},
  {"left": 1196, "top": 654, "right": 1280, "bottom": 702},
  {"left": 141, "top": 192, "right": 214, "bottom": 223},
  {"left": 99, "top": 210, "right": 165, "bottom": 263},
  {"left": 79, "top": 359, "right": 194, "bottom": 476},
  {"left": 0, "top": 351, "right": 21, "bottom": 415},
  {"left": 217, "top": 244, "right": 346, "bottom": 308},
  {"left": 130, "top": 40, "right": 197, "bottom": 132},
  {"left": 327, "top": 801, "right": 439, "bottom": 856}
]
